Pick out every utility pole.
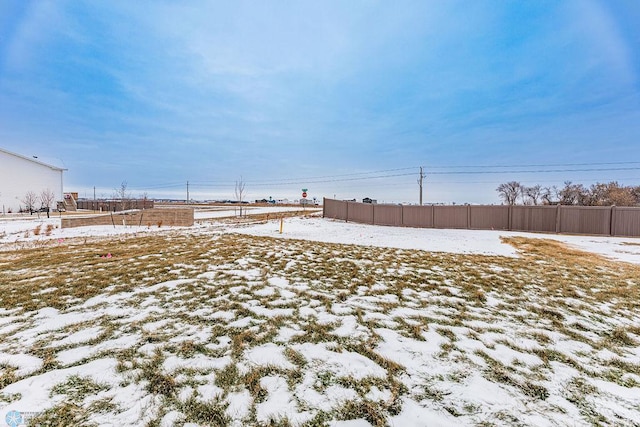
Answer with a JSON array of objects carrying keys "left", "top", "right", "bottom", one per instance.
[
  {"left": 186, "top": 181, "right": 189, "bottom": 204},
  {"left": 418, "top": 166, "right": 425, "bottom": 205}
]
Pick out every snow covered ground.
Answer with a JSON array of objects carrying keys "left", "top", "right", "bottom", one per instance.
[
  {"left": 0, "top": 212, "right": 639, "bottom": 426},
  {"left": 233, "top": 216, "right": 640, "bottom": 264},
  {"left": 194, "top": 206, "right": 320, "bottom": 220},
  {"left": 2, "top": 213, "right": 639, "bottom": 264}
]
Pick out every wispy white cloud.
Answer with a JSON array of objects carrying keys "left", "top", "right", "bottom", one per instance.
[
  {"left": 0, "top": 1, "right": 86, "bottom": 72},
  {"left": 565, "top": 0, "right": 636, "bottom": 86},
  {"left": 1, "top": 1, "right": 639, "bottom": 203}
]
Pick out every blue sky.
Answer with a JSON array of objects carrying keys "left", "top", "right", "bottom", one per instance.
[{"left": 1, "top": 1, "right": 639, "bottom": 203}]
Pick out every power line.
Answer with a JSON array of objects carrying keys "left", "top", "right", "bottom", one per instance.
[
  {"left": 425, "top": 161, "right": 640, "bottom": 169},
  {"left": 247, "top": 172, "right": 417, "bottom": 186},
  {"left": 177, "top": 172, "right": 417, "bottom": 188},
  {"left": 189, "top": 162, "right": 640, "bottom": 185},
  {"left": 186, "top": 166, "right": 418, "bottom": 186},
  {"left": 426, "top": 167, "right": 640, "bottom": 175},
  {"left": 426, "top": 177, "right": 640, "bottom": 184},
  {"left": 124, "top": 162, "right": 640, "bottom": 192},
  {"left": 136, "top": 182, "right": 185, "bottom": 189}
]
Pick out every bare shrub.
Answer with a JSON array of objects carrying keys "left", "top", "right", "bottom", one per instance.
[
  {"left": 22, "top": 191, "right": 38, "bottom": 214},
  {"left": 40, "top": 188, "right": 56, "bottom": 218}
]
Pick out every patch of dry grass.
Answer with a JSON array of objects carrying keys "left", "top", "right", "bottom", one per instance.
[{"left": 1, "top": 229, "right": 639, "bottom": 425}]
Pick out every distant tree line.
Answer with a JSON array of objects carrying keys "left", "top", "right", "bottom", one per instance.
[{"left": 496, "top": 181, "right": 640, "bottom": 206}]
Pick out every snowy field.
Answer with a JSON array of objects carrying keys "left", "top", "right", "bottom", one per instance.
[
  {"left": 194, "top": 206, "right": 320, "bottom": 220},
  {"left": 2, "top": 213, "right": 640, "bottom": 265},
  {"left": 234, "top": 216, "right": 640, "bottom": 264},
  {"left": 0, "top": 212, "right": 639, "bottom": 426}
]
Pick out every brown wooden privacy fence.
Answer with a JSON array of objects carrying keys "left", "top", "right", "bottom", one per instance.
[
  {"left": 61, "top": 208, "right": 194, "bottom": 228},
  {"left": 76, "top": 199, "right": 154, "bottom": 211},
  {"left": 323, "top": 199, "right": 640, "bottom": 237}
]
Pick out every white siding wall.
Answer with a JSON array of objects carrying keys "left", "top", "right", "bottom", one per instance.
[{"left": 0, "top": 152, "right": 63, "bottom": 214}]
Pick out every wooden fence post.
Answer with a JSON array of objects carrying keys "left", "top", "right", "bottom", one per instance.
[
  {"left": 372, "top": 204, "right": 375, "bottom": 225},
  {"left": 431, "top": 205, "right": 436, "bottom": 228},
  {"left": 555, "top": 205, "right": 561, "bottom": 233},
  {"left": 610, "top": 205, "right": 616, "bottom": 236}
]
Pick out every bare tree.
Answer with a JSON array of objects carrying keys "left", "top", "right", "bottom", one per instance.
[
  {"left": 113, "top": 181, "right": 131, "bottom": 211},
  {"left": 558, "top": 181, "right": 588, "bottom": 205},
  {"left": 608, "top": 186, "right": 636, "bottom": 206},
  {"left": 507, "top": 181, "right": 639, "bottom": 207},
  {"left": 523, "top": 185, "right": 543, "bottom": 205},
  {"left": 631, "top": 186, "right": 640, "bottom": 205},
  {"left": 541, "top": 186, "right": 559, "bottom": 205},
  {"left": 140, "top": 192, "right": 149, "bottom": 210},
  {"left": 590, "top": 182, "right": 636, "bottom": 206},
  {"left": 40, "top": 188, "right": 56, "bottom": 218},
  {"left": 235, "top": 177, "right": 246, "bottom": 217},
  {"left": 22, "top": 191, "right": 38, "bottom": 214},
  {"left": 588, "top": 182, "right": 609, "bottom": 206},
  {"left": 587, "top": 182, "right": 629, "bottom": 206},
  {"left": 496, "top": 181, "right": 521, "bottom": 205}
]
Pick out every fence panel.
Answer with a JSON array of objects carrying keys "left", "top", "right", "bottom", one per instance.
[
  {"left": 321, "top": 199, "right": 640, "bottom": 237},
  {"left": 62, "top": 208, "right": 194, "bottom": 228},
  {"left": 402, "top": 205, "right": 433, "bottom": 227},
  {"left": 347, "top": 202, "right": 374, "bottom": 224},
  {"left": 612, "top": 207, "right": 640, "bottom": 237},
  {"left": 323, "top": 199, "right": 348, "bottom": 219},
  {"left": 510, "top": 205, "right": 557, "bottom": 232},
  {"left": 559, "top": 206, "right": 611, "bottom": 235},
  {"left": 434, "top": 206, "right": 468, "bottom": 229},
  {"left": 76, "top": 200, "right": 154, "bottom": 211},
  {"left": 470, "top": 206, "right": 509, "bottom": 230},
  {"left": 373, "top": 204, "right": 403, "bottom": 226}
]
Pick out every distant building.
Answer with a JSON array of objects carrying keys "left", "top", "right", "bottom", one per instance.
[
  {"left": 362, "top": 197, "right": 377, "bottom": 204},
  {"left": 0, "top": 147, "right": 66, "bottom": 214}
]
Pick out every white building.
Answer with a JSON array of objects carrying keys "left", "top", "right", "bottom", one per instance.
[{"left": 0, "top": 147, "right": 66, "bottom": 214}]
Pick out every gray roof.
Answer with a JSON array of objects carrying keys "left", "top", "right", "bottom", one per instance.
[{"left": 0, "top": 147, "right": 67, "bottom": 171}]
